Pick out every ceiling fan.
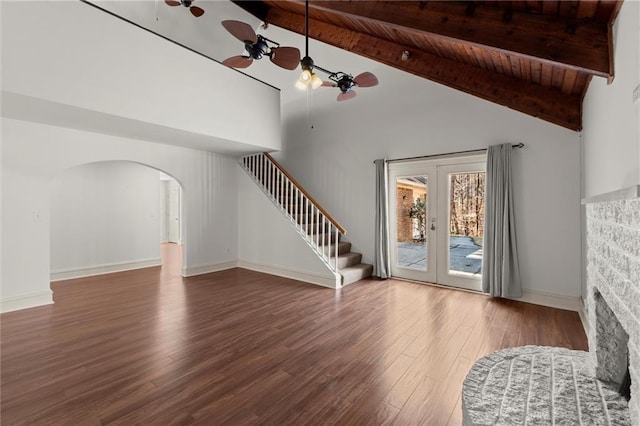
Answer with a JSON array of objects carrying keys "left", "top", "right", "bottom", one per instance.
[
  {"left": 295, "top": 0, "right": 378, "bottom": 102},
  {"left": 321, "top": 71, "right": 379, "bottom": 102},
  {"left": 164, "top": 0, "right": 204, "bottom": 18},
  {"left": 221, "top": 20, "right": 301, "bottom": 71}
]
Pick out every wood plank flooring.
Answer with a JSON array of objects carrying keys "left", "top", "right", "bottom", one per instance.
[{"left": 1, "top": 244, "right": 587, "bottom": 425}]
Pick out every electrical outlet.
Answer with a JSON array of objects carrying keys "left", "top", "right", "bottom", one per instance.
[{"left": 633, "top": 84, "right": 640, "bottom": 104}]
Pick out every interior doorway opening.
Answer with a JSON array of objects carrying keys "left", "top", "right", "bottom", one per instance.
[
  {"left": 159, "top": 171, "right": 184, "bottom": 277},
  {"left": 49, "top": 161, "right": 185, "bottom": 283},
  {"left": 160, "top": 172, "right": 182, "bottom": 245}
]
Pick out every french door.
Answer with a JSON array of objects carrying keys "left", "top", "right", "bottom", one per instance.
[{"left": 388, "top": 155, "right": 486, "bottom": 291}]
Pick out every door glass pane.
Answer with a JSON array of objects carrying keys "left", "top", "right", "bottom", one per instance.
[
  {"left": 395, "top": 176, "right": 428, "bottom": 271},
  {"left": 448, "top": 172, "right": 485, "bottom": 276}
]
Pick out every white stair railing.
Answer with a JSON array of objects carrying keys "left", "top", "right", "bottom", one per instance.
[{"left": 240, "top": 153, "right": 345, "bottom": 287}]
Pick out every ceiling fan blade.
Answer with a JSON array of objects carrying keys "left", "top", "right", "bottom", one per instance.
[
  {"left": 353, "top": 72, "right": 378, "bottom": 88},
  {"left": 337, "top": 91, "right": 357, "bottom": 102},
  {"left": 165, "top": 0, "right": 180, "bottom": 6},
  {"left": 190, "top": 6, "right": 205, "bottom": 17},
  {"left": 270, "top": 47, "right": 301, "bottom": 70},
  {"left": 223, "top": 55, "right": 253, "bottom": 69},
  {"left": 321, "top": 81, "right": 337, "bottom": 87},
  {"left": 221, "top": 20, "right": 258, "bottom": 44}
]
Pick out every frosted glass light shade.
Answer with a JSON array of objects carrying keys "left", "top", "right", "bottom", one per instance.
[
  {"left": 310, "top": 73, "right": 323, "bottom": 89},
  {"left": 296, "top": 69, "right": 312, "bottom": 90}
]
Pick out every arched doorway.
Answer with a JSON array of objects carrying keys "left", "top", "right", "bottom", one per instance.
[{"left": 49, "top": 161, "right": 185, "bottom": 281}]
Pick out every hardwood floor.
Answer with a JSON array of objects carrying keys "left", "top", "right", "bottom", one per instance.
[{"left": 1, "top": 244, "right": 587, "bottom": 425}]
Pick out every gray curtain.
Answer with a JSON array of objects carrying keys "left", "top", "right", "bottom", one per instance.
[
  {"left": 374, "top": 159, "right": 390, "bottom": 279},
  {"left": 482, "top": 143, "right": 521, "bottom": 297}
]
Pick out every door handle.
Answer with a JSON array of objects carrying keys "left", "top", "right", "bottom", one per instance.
[{"left": 431, "top": 224, "right": 436, "bottom": 231}]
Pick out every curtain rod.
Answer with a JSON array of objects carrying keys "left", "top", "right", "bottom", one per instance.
[{"left": 377, "top": 143, "right": 524, "bottom": 164}]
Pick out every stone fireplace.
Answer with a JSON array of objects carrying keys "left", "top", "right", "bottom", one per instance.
[{"left": 584, "top": 185, "right": 639, "bottom": 424}]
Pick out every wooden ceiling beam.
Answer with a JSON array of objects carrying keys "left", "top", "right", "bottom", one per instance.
[
  {"left": 277, "top": 0, "right": 611, "bottom": 78},
  {"left": 264, "top": 7, "right": 582, "bottom": 131},
  {"left": 316, "top": 1, "right": 609, "bottom": 77}
]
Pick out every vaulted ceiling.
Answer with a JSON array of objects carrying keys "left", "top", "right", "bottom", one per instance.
[{"left": 232, "top": 0, "right": 624, "bottom": 131}]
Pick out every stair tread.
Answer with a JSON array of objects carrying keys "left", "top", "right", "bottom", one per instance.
[
  {"left": 340, "top": 262, "right": 373, "bottom": 286},
  {"left": 320, "top": 241, "right": 351, "bottom": 248},
  {"left": 340, "top": 263, "right": 373, "bottom": 272},
  {"left": 336, "top": 252, "right": 362, "bottom": 268},
  {"left": 339, "top": 252, "right": 361, "bottom": 259}
]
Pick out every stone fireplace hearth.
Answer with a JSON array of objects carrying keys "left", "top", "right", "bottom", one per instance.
[
  {"left": 585, "top": 185, "right": 639, "bottom": 424},
  {"left": 461, "top": 186, "right": 638, "bottom": 425}
]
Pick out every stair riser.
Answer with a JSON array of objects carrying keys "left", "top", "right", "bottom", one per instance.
[
  {"left": 284, "top": 204, "right": 323, "bottom": 214},
  {"left": 275, "top": 196, "right": 301, "bottom": 206},
  {"left": 341, "top": 264, "right": 373, "bottom": 286},
  {"left": 306, "top": 234, "right": 339, "bottom": 245},
  {"left": 292, "top": 215, "right": 328, "bottom": 226},
  {"left": 259, "top": 185, "right": 299, "bottom": 197},
  {"left": 337, "top": 253, "right": 362, "bottom": 269},
  {"left": 289, "top": 218, "right": 331, "bottom": 232},
  {"left": 322, "top": 242, "right": 352, "bottom": 257},
  {"left": 303, "top": 223, "right": 336, "bottom": 234},
  {"left": 286, "top": 208, "right": 321, "bottom": 219},
  {"left": 276, "top": 193, "right": 305, "bottom": 201}
]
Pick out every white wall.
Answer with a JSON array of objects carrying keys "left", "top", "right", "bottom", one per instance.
[
  {"left": 580, "top": 1, "right": 640, "bottom": 301},
  {"left": 211, "top": 17, "right": 584, "bottom": 302},
  {"left": 582, "top": 1, "right": 640, "bottom": 199},
  {"left": 269, "top": 61, "right": 583, "bottom": 301},
  {"left": 1, "top": 118, "right": 238, "bottom": 312},
  {"left": 1, "top": 1, "right": 281, "bottom": 154},
  {"left": 50, "top": 162, "right": 162, "bottom": 280}
]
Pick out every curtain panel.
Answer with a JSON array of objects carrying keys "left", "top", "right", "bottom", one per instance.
[
  {"left": 374, "top": 159, "right": 390, "bottom": 279},
  {"left": 482, "top": 143, "right": 522, "bottom": 297}
]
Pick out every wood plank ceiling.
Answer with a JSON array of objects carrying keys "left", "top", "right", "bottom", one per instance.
[{"left": 231, "top": 0, "right": 624, "bottom": 131}]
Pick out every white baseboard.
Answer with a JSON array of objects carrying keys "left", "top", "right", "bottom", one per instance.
[
  {"left": 50, "top": 258, "right": 161, "bottom": 281},
  {"left": 578, "top": 297, "right": 590, "bottom": 336},
  {"left": 517, "top": 289, "right": 582, "bottom": 312},
  {"left": 1, "top": 290, "right": 53, "bottom": 313},
  {"left": 182, "top": 260, "right": 237, "bottom": 277},
  {"left": 237, "top": 259, "right": 337, "bottom": 288}
]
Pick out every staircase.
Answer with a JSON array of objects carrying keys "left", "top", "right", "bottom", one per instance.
[{"left": 240, "top": 153, "right": 372, "bottom": 288}]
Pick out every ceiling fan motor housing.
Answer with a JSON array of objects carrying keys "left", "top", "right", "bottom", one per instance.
[
  {"left": 246, "top": 36, "right": 269, "bottom": 60},
  {"left": 300, "top": 56, "right": 315, "bottom": 71},
  {"left": 181, "top": 0, "right": 192, "bottom": 7},
  {"left": 338, "top": 77, "right": 356, "bottom": 93}
]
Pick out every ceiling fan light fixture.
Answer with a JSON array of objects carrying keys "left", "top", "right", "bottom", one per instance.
[
  {"left": 296, "top": 69, "right": 312, "bottom": 90},
  {"left": 297, "top": 2, "right": 324, "bottom": 91},
  {"left": 310, "top": 73, "right": 323, "bottom": 89},
  {"left": 296, "top": 68, "right": 322, "bottom": 91},
  {"left": 297, "top": 56, "right": 319, "bottom": 91},
  {"left": 295, "top": 0, "right": 376, "bottom": 101}
]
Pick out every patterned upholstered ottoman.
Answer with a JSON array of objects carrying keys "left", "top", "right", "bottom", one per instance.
[{"left": 462, "top": 346, "right": 630, "bottom": 425}]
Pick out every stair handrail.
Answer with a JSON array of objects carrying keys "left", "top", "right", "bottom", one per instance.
[{"left": 264, "top": 153, "right": 346, "bottom": 235}]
